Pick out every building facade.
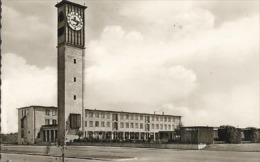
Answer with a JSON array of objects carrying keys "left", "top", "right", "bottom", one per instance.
[
  {"left": 84, "top": 109, "right": 181, "bottom": 141},
  {"left": 17, "top": 106, "right": 181, "bottom": 144},
  {"left": 17, "top": 106, "right": 58, "bottom": 144}
]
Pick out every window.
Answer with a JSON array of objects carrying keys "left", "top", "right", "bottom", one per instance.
[
  {"left": 74, "top": 59, "right": 76, "bottom": 64},
  {"left": 106, "top": 122, "right": 110, "bottom": 127},
  {"left": 101, "top": 113, "right": 105, "bottom": 118},
  {"left": 21, "top": 118, "right": 25, "bottom": 128},
  {"left": 140, "top": 123, "right": 143, "bottom": 129},
  {"left": 74, "top": 95, "right": 76, "bottom": 100},
  {"left": 95, "top": 121, "right": 99, "bottom": 127},
  {"left": 131, "top": 123, "right": 134, "bottom": 128},
  {"left": 74, "top": 77, "right": 76, "bottom": 82},
  {"left": 101, "top": 121, "right": 105, "bottom": 127},
  {"left": 45, "top": 119, "right": 50, "bottom": 125},
  {"left": 126, "top": 114, "right": 129, "bottom": 120},
  {"left": 52, "top": 110, "right": 57, "bottom": 116},
  {"left": 22, "top": 110, "right": 27, "bottom": 116},
  {"left": 135, "top": 123, "right": 138, "bottom": 128},
  {"left": 85, "top": 112, "right": 88, "bottom": 118},
  {"left": 168, "top": 117, "right": 171, "bottom": 122},
  {"left": 165, "top": 124, "right": 167, "bottom": 130},
  {"left": 145, "top": 124, "right": 150, "bottom": 131},
  {"left": 164, "top": 117, "right": 167, "bottom": 122},
  {"left": 106, "top": 113, "right": 110, "bottom": 119},
  {"left": 145, "top": 116, "right": 150, "bottom": 122},
  {"left": 126, "top": 123, "right": 129, "bottom": 128},
  {"left": 21, "top": 130, "right": 24, "bottom": 138},
  {"left": 160, "top": 116, "right": 163, "bottom": 121},
  {"left": 85, "top": 121, "right": 88, "bottom": 127},
  {"left": 113, "top": 122, "right": 118, "bottom": 130},
  {"left": 37, "top": 132, "right": 40, "bottom": 138},
  {"left": 130, "top": 114, "right": 134, "bottom": 120},
  {"left": 172, "top": 117, "right": 175, "bottom": 122},
  {"left": 89, "top": 112, "right": 93, "bottom": 118},
  {"left": 140, "top": 115, "right": 143, "bottom": 120},
  {"left": 160, "top": 124, "right": 163, "bottom": 130},
  {"left": 120, "top": 114, "right": 124, "bottom": 120},
  {"left": 120, "top": 122, "right": 124, "bottom": 128},
  {"left": 156, "top": 116, "right": 159, "bottom": 121},
  {"left": 152, "top": 124, "right": 154, "bottom": 129},
  {"left": 52, "top": 119, "right": 57, "bottom": 125},
  {"left": 95, "top": 112, "right": 99, "bottom": 118},
  {"left": 168, "top": 125, "right": 171, "bottom": 130},
  {"left": 89, "top": 121, "right": 93, "bottom": 127},
  {"left": 45, "top": 109, "right": 50, "bottom": 116},
  {"left": 112, "top": 114, "right": 118, "bottom": 121},
  {"left": 135, "top": 115, "right": 138, "bottom": 120},
  {"left": 152, "top": 116, "right": 154, "bottom": 121},
  {"left": 70, "top": 114, "right": 81, "bottom": 128},
  {"left": 156, "top": 124, "right": 159, "bottom": 129}
]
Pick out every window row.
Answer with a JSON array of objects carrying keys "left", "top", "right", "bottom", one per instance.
[
  {"left": 45, "top": 109, "right": 57, "bottom": 116},
  {"left": 85, "top": 121, "right": 110, "bottom": 127},
  {"left": 45, "top": 119, "right": 57, "bottom": 125},
  {"left": 85, "top": 112, "right": 178, "bottom": 123},
  {"left": 85, "top": 121, "right": 176, "bottom": 130}
]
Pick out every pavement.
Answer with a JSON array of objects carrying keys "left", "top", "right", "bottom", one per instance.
[{"left": 1, "top": 145, "right": 260, "bottom": 162}]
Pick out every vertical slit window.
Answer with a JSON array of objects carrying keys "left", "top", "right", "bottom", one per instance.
[
  {"left": 74, "top": 77, "right": 76, "bottom": 82},
  {"left": 74, "top": 59, "right": 76, "bottom": 64},
  {"left": 74, "top": 95, "right": 76, "bottom": 100}
]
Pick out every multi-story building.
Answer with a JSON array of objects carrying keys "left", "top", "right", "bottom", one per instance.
[
  {"left": 17, "top": 106, "right": 181, "bottom": 144},
  {"left": 17, "top": 106, "right": 58, "bottom": 144},
  {"left": 84, "top": 109, "right": 181, "bottom": 141}
]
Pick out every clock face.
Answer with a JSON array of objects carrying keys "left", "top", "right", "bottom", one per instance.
[{"left": 67, "top": 12, "right": 83, "bottom": 31}]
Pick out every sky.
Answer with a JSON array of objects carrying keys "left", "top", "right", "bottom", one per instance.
[{"left": 1, "top": 0, "right": 259, "bottom": 133}]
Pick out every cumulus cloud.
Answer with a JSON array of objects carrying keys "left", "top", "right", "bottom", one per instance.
[
  {"left": 85, "top": 7, "right": 259, "bottom": 128},
  {"left": 2, "top": 53, "right": 56, "bottom": 133}
]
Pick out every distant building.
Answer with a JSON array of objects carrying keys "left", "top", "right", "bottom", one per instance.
[
  {"left": 17, "top": 106, "right": 57, "bottom": 144},
  {"left": 180, "top": 126, "right": 214, "bottom": 144},
  {"left": 17, "top": 106, "right": 181, "bottom": 144}
]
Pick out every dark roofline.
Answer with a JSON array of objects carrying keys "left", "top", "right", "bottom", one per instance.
[
  {"left": 181, "top": 126, "right": 214, "bottom": 128},
  {"left": 55, "top": 0, "right": 87, "bottom": 9},
  {"left": 17, "top": 106, "right": 57, "bottom": 110},
  {"left": 85, "top": 108, "right": 182, "bottom": 117}
]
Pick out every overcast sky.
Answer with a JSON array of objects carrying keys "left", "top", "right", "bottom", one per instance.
[{"left": 2, "top": 0, "right": 259, "bottom": 133}]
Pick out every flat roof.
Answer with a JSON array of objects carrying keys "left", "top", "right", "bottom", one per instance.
[
  {"left": 85, "top": 109, "right": 182, "bottom": 117},
  {"left": 17, "top": 105, "right": 57, "bottom": 110},
  {"left": 16, "top": 106, "right": 181, "bottom": 117}
]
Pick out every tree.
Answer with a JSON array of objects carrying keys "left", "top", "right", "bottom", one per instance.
[
  {"left": 173, "top": 122, "right": 183, "bottom": 143},
  {"left": 76, "top": 130, "right": 84, "bottom": 140},
  {"left": 174, "top": 122, "right": 183, "bottom": 136}
]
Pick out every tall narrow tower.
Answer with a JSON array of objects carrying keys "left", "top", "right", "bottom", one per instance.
[{"left": 55, "top": 0, "right": 86, "bottom": 143}]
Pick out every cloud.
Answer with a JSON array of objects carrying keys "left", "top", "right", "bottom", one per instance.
[
  {"left": 2, "top": 4, "right": 56, "bottom": 67},
  {"left": 2, "top": 53, "right": 57, "bottom": 133},
  {"left": 85, "top": 9, "right": 259, "bottom": 128}
]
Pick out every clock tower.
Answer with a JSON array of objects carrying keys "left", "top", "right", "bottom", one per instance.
[{"left": 55, "top": 0, "right": 87, "bottom": 143}]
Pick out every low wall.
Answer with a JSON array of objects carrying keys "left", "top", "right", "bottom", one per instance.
[{"left": 67, "top": 142, "right": 207, "bottom": 150}]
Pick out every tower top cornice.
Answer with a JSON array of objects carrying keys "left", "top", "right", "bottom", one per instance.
[{"left": 55, "top": 0, "right": 87, "bottom": 9}]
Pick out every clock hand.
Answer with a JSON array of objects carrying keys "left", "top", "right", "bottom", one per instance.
[{"left": 71, "top": 17, "right": 80, "bottom": 25}]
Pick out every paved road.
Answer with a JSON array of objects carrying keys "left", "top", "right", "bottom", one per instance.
[{"left": 1, "top": 145, "right": 260, "bottom": 162}]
